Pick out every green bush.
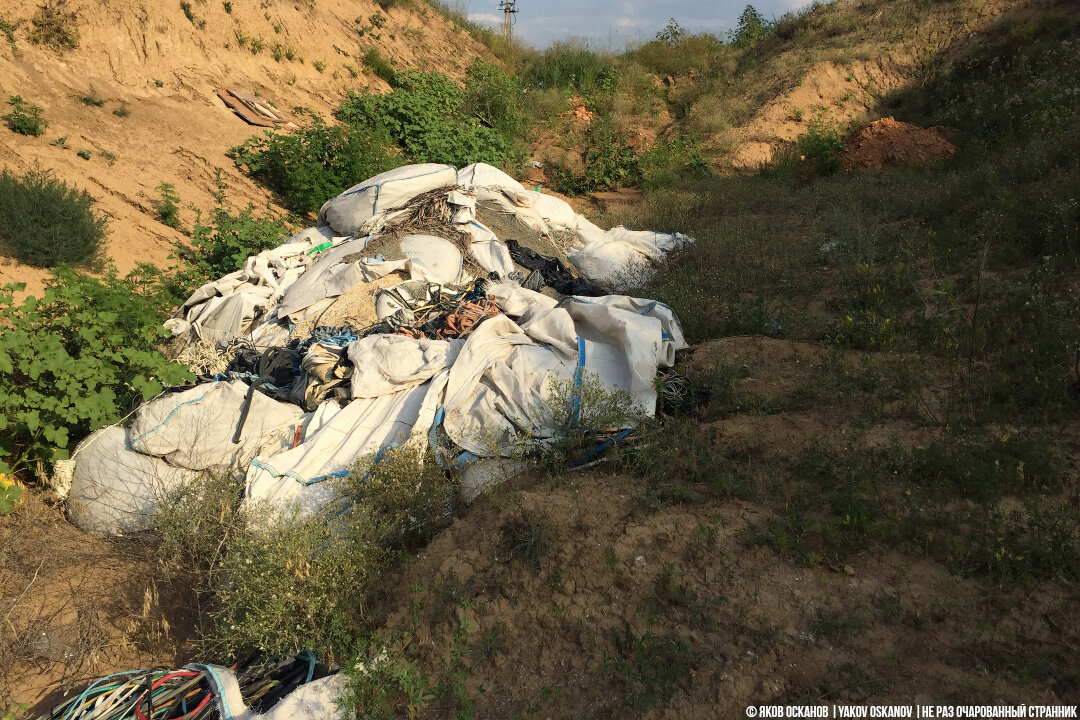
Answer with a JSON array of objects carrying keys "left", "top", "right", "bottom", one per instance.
[
  {"left": 169, "top": 172, "right": 293, "bottom": 295},
  {"left": 524, "top": 40, "right": 621, "bottom": 96},
  {"left": 155, "top": 444, "right": 454, "bottom": 662},
  {"left": 228, "top": 114, "right": 401, "bottom": 215},
  {"left": 4, "top": 96, "right": 48, "bottom": 136},
  {"left": 28, "top": 1, "right": 79, "bottom": 51},
  {"left": 0, "top": 168, "right": 106, "bottom": 266},
  {"left": 336, "top": 70, "right": 510, "bottom": 167},
  {"left": 552, "top": 119, "right": 641, "bottom": 195},
  {"left": 463, "top": 58, "right": 528, "bottom": 143},
  {"left": 0, "top": 265, "right": 191, "bottom": 474},
  {"left": 771, "top": 116, "right": 845, "bottom": 176}
]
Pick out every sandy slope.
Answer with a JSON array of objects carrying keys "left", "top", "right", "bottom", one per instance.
[{"left": 0, "top": 0, "right": 485, "bottom": 296}]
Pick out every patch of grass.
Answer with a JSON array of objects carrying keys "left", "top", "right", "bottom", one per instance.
[
  {"left": 498, "top": 510, "right": 556, "bottom": 568},
  {"left": 112, "top": 103, "right": 130, "bottom": 117},
  {"left": 0, "top": 168, "right": 106, "bottom": 267},
  {"left": 28, "top": 1, "right": 79, "bottom": 52},
  {"left": 361, "top": 47, "right": 396, "bottom": 84},
  {"left": 603, "top": 630, "right": 696, "bottom": 710},
  {"left": 4, "top": 96, "right": 48, "bottom": 136},
  {"left": 313, "top": 58, "right": 326, "bottom": 72}
]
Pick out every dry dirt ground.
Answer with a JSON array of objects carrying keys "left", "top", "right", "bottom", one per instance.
[
  {"left": 839, "top": 117, "right": 955, "bottom": 170},
  {"left": 0, "top": 0, "right": 486, "bottom": 297},
  {"left": 4, "top": 338, "right": 1076, "bottom": 716}
]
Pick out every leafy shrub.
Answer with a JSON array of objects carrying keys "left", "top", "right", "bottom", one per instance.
[
  {"left": 0, "top": 265, "right": 191, "bottom": 474},
  {"left": 772, "top": 116, "right": 845, "bottom": 176},
  {"left": 0, "top": 169, "right": 106, "bottom": 266},
  {"left": 228, "top": 115, "right": 401, "bottom": 215},
  {"left": 525, "top": 40, "right": 621, "bottom": 96},
  {"left": 155, "top": 444, "right": 454, "bottom": 661},
  {"left": 313, "top": 58, "right": 327, "bottom": 72},
  {"left": 28, "top": 1, "right": 79, "bottom": 51},
  {"left": 179, "top": 1, "right": 194, "bottom": 22},
  {"left": 631, "top": 23, "right": 732, "bottom": 78},
  {"left": 4, "top": 96, "right": 48, "bottom": 136},
  {"left": 361, "top": 47, "right": 397, "bottom": 84},
  {"left": 463, "top": 58, "right": 528, "bottom": 142},
  {"left": 157, "top": 182, "right": 181, "bottom": 229},
  {"left": 169, "top": 173, "right": 293, "bottom": 294},
  {"left": 112, "top": 103, "right": 130, "bottom": 117},
  {"left": 337, "top": 70, "right": 510, "bottom": 167},
  {"left": 552, "top": 119, "right": 641, "bottom": 195},
  {"left": 76, "top": 148, "right": 90, "bottom": 160}
]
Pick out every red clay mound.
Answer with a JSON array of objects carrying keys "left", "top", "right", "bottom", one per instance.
[{"left": 840, "top": 117, "right": 956, "bottom": 170}]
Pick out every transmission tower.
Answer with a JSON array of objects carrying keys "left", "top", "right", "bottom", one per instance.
[{"left": 498, "top": 0, "right": 518, "bottom": 42}]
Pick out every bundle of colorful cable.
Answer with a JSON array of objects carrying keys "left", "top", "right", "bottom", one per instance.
[{"left": 36, "top": 652, "right": 329, "bottom": 720}]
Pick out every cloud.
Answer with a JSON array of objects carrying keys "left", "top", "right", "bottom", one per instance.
[{"left": 468, "top": 12, "right": 502, "bottom": 24}]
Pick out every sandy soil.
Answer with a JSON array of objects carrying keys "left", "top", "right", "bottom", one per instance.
[{"left": 0, "top": 0, "right": 486, "bottom": 297}]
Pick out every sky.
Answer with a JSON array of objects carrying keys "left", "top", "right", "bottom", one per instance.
[{"left": 461, "top": 0, "right": 813, "bottom": 50}]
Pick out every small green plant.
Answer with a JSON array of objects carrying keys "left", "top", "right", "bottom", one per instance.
[
  {"left": 234, "top": 29, "right": 248, "bottom": 47},
  {"left": 0, "top": 474, "right": 23, "bottom": 515},
  {"left": 223, "top": 1, "right": 232, "bottom": 13},
  {"left": 100, "top": 150, "right": 117, "bottom": 165},
  {"left": 78, "top": 85, "right": 105, "bottom": 106},
  {"left": 344, "top": 62, "right": 359, "bottom": 78},
  {"left": 179, "top": 1, "right": 195, "bottom": 22},
  {"left": 271, "top": 43, "right": 284, "bottom": 61},
  {"left": 50, "top": 135, "right": 67, "bottom": 147},
  {"left": 313, "top": 58, "right": 327, "bottom": 72},
  {"left": 249, "top": 37, "right": 264, "bottom": 54},
  {"left": 157, "top": 182, "right": 182, "bottom": 229},
  {"left": 0, "top": 16, "right": 21, "bottom": 51},
  {"left": 28, "top": 1, "right": 79, "bottom": 51},
  {"left": 4, "top": 95, "right": 48, "bottom": 136},
  {"left": 76, "top": 148, "right": 91, "bottom": 160},
  {"left": 112, "top": 103, "right": 130, "bottom": 117},
  {"left": 0, "top": 168, "right": 106, "bottom": 267},
  {"left": 154, "top": 79, "right": 164, "bottom": 87},
  {"left": 792, "top": 108, "right": 804, "bottom": 122}
]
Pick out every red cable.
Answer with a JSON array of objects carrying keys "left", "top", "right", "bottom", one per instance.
[{"left": 134, "top": 671, "right": 212, "bottom": 720}]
